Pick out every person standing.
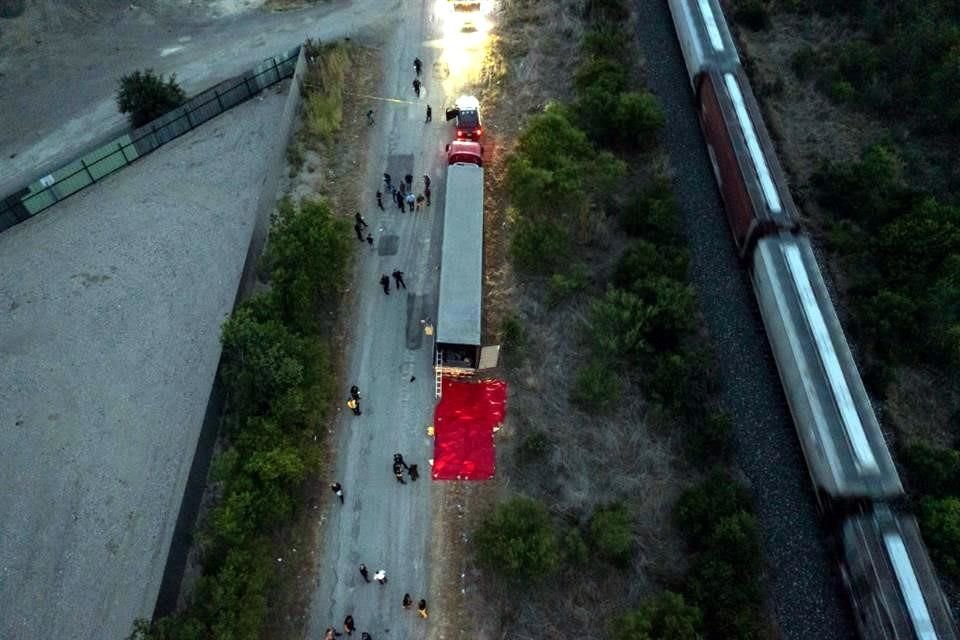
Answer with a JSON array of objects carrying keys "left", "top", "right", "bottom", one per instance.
[
  {"left": 347, "top": 396, "right": 361, "bottom": 415},
  {"left": 374, "top": 569, "right": 388, "bottom": 584},
  {"left": 383, "top": 173, "right": 392, "bottom": 192},
  {"left": 392, "top": 270, "right": 406, "bottom": 290},
  {"left": 380, "top": 274, "right": 390, "bottom": 295},
  {"left": 344, "top": 615, "right": 356, "bottom": 636},
  {"left": 361, "top": 633, "right": 372, "bottom": 640},
  {"left": 350, "top": 385, "right": 361, "bottom": 401},
  {"left": 414, "top": 57, "right": 422, "bottom": 76},
  {"left": 408, "top": 464, "right": 419, "bottom": 481},
  {"left": 395, "top": 189, "right": 404, "bottom": 211},
  {"left": 354, "top": 212, "right": 368, "bottom": 229},
  {"left": 325, "top": 627, "right": 342, "bottom": 639},
  {"left": 366, "top": 110, "right": 374, "bottom": 125},
  {"left": 354, "top": 222, "right": 364, "bottom": 241},
  {"left": 425, "top": 105, "right": 432, "bottom": 123},
  {"left": 412, "top": 78, "right": 421, "bottom": 97},
  {"left": 359, "top": 564, "right": 370, "bottom": 583},
  {"left": 330, "top": 482, "right": 344, "bottom": 503},
  {"left": 393, "top": 461, "right": 406, "bottom": 484},
  {"left": 394, "top": 452, "right": 409, "bottom": 469},
  {"left": 424, "top": 185, "right": 431, "bottom": 206},
  {"left": 405, "top": 192, "right": 416, "bottom": 212},
  {"left": 376, "top": 190, "right": 384, "bottom": 210},
  {"left": 404, "top": 173, "right": 414, "bottom": 188},
  {"left": 366, "top": 233, "right": 374, "bottom": 248},
  {"left": 403, "top": 593, "right": 413, "bottom": 609},
  {"left": 418, "top": 599, "right": 429, "bottom": 619},
  {"left": 416, "top": 194, "right": 425, "bottom": 211},
  {"left": 423, "top": 174, "right": 431, "bottom": 190}
]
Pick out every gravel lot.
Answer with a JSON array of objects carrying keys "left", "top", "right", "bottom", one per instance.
[
  {"left": 633, "top": 2, "right": 856, "bottom": 638},
  {"left": 0, "top": 88, "right": 288, "bottom": 640}
]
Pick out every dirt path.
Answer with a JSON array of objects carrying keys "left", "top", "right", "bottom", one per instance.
[{"left": 303, "top": 4, "right": 493, "bottom": 639}]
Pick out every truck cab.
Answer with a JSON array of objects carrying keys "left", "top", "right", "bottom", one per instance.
[
  {"left": 446, "top": 139, "right": 483, "bottom": 166},
  {"left": 445, "top": 96, "right": 482, "bottom": 141}
]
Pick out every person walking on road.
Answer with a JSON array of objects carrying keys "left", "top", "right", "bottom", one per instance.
[
  {"left": 347, "top": 396, "right": 361, "bottom": 415},
  {"left": 403, "top": 593, "right": 413, "bottom": 609},
  {"left": 414, "top": 57, "right": 422, "bottom": 76},
  {"left": 405, "top": 173, "right": 414, "bottom": 188},
  {"left": 361, "top": 633, "right": 373, "bottom": 640},
  {"left": 353, "top": 222, "right": 364, "bottom": 241},
  {"left": 393, "top": 461, "right": 406, "bottom": 484},
  {"left": 392, "top": 270, "right": 406, "bottom": 290},
  {"left": 366, "top": 110, "right": 374, "bottom": 126},
  {"left": 359, "top": 563, "right": 370, "bottom": 583},
  {"left": 374, "top": 569, "right": 387, "bottom": 584},
  {"left": 425, "top": 105, "right": 432, "bottom": 123},
  {"left": 325, "top": 627, "right": 342, "bottom": 639},
  {"left": 416, "top": 194, "right": 425, "bottom": 211},
  {"left": 366, "top": 233, "right": 374, "bottom": 248},
  {"left": 384, "top": 173, "right": 393, "bottom": 192},
  {"left": 418, "top": 599, "right": 429, "bottom": 619},
  {"left": 423, "top": 174, "right": 431, "bottom": 190},
  {"left": 380, "top": 274, "right": 390, "bottom": 295},
  {"left": 409, "top": 464, "right": 419, "bottom": 481},
  {"left": 424, "top": 185, "right": 431, "bottom": 206},
  {"left": 405, "top": 192, "right": 416, "bottom": 212},
  {"left": 394, "top": 452, "right": 409, "bottom": 469},
  {"left": 376, "top": 190, "right": 384, "bottom": 210},
  {"left": 395, "top": 189, "right": 404, "bottom": 211},
  {"left": 350, "top": 385, "right": 361, "bottom": 401},
  {"left": 412, "top": 78, "right": 422, "bottom": 97},
  {"left": 355, "top": 212, "right": 368, "bottom": 229},
  {"left": 344, "top": 615, "right": 356, "bottom": 636},
  {"left": 330, "top": 482, "right": 344, "bottom": 503}
]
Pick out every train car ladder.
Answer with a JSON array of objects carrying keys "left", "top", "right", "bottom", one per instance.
[{"left": 435, "top": 350, "right": 443, "bottom": 399}]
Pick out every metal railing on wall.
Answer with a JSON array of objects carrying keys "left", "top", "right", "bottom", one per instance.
[{"left": 0, "top": 46, "right": 302, "bottom": 234}]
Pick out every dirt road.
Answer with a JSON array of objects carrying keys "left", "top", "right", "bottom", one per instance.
[
  {"left": 304, "top": 5, "right": 492, "bottom": 639},
  {"left": 0, "top": 0, "right": 386, "bottom": 194}
]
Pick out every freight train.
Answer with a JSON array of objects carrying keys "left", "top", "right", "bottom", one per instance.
[{"left": 666, "top": 0, "right": 960, "bottom": 637}]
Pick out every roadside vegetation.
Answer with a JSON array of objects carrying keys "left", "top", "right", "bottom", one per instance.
[
  {"left": 116, "top": 70, "right": 186, "bottom": 128},
  {"left": 727, "top": 0, "right": 960, "bottom": 596},
  {"left": 469, "top": 0, "right": 770, "bottom": 637},
  {"left": 129, "top": 44, "right": 354, "bottom": 640}
]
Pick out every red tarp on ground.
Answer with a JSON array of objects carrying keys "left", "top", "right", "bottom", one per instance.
[{"left": 432, "top": 378, "right": 507, "bottom": 480}]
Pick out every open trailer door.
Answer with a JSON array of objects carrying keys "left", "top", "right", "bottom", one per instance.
[{"left": 477, "top": 345, "right": 500, "bottom": 370}]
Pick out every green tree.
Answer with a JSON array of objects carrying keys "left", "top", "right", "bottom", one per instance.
[
  {"left": 919, "top": 496, "right": 960, "bottom": 580},
  {"left": 612, "top": 591, "right": 703, "bottom": 640},
  {"left": 612, "top": 91, "right": 666, "bottom": 148},
  {"left": 474, "top": 497, "right": 561, "bottom": 580},
  {"left": 589, "top": 502, "right": 634, "bottom": 564},
  {"left": 674, "top": 470, "right": 752, "bottom": 545},
  {"left": 614, "top": 240, "right": 689, "bottom": 288},
  {"left": 902, "top": 442, "right": 960, "bottom": 497},
  {"left": 588, "top": 288, "right": 651, "bottom": 362},
  {"left": 116, "top": 69, "right": 186, "bottom": 127},
  {"left": 508, "top": 214, "right": 570, "bottom": 274}
]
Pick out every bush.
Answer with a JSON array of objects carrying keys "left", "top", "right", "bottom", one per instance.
[
  {"left": 582, "top": 24, "right": 631, "bottom": 59},
  {"left": 500, "top": 313, "right": 528, "bottom": 351},
  {"left": 588, "top": 288, "right": 651, "bottom": 362},
  {"left": 116, "top": 69, "right": 186, "bottom": 127},
  {"left": 686, "top": 411, "right": 733, "bottom": 465},
  {"left": 612, "top": 591, "right": 703, "bottom": 640},
  {"left": 919, "top": 497, "right": 960, "bottom": 580},
  {"left": 589, "top": 502, "right": 634, "bottom": 565},
  {"left": 547, "top": 263, "right": 591, "bottom": 307},
  {"left": 303, "top": 42, "right": 349, "bottom": 142},
  {"left": 675, "top": 470, "right": 752, "bottom": 545},
  {"left": 515, "top": 431, "right": 551, "bottom": 466},
  {"left": 612, "top": 91, "right": 666, "bottom": 148},
  {"left": 0, "top": 0, "right": 25, "bottom": 18},
  {"left": 509, "top": 214, "right": 570, "bottom": 274},
  {"left": 562, "top": 527, "right": 590, "bottom": 566},
  {"left": 619, "top": 177, "right": 682, "bottom": 244},
  {"left": 790, "top": 45, "right": 820, "bottom": 79},
  {"left": 645, "top": 349, "right": 708, "bottom": 417},
  {"left": 570, "top": 360, "right": 623, "bottom": 413},
  {"left": 829, "top": 79, "right": 856, "bottom": 103},
  {"left": 474, "top": 497, "right": 562, "bottom": 581},
  {"left": 734, "top": 0, "right": 772, "bottom": 31},
  {"left": 614, "top": 240, "right": 689, "bottom": 288},
  {"left": 903, "top": 442, "right": 960, "bottom": 497}
]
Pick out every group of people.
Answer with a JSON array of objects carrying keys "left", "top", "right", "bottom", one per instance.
[{"left": 326, "top": 55, "right": 439, "bottom": 640}]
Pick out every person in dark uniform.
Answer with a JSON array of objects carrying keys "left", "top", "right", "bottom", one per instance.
[
  {"left": 359, "top": 564, "right": 370, "bottom": 582},
  {"left": 412, "top": 78, "right": 421, "bottom": 97},
  {"left": 376, "top": 190, "right": 384, "bottom": 210},
  {"left": 344, "top": 615, "right": 356, "bottom": 635},
  {"left": 393, "top": 461, "right": 406, "bottom": 484},
  {"left": 408, "top": 464, "right": 419, "bottom": 481},
  {"left": 330, "top": 482, "right": 344, "bottom": 503},
  {"left": 392, "top": 270, "right": 406, "bottom": 290},
  {"left": 414, "top": 57, "right": 422, "bottom": 75},
  {"left": 380, "top": 274, "right": 390, "bottom": 295}
]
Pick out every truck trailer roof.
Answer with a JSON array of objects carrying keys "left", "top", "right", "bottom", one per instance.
[{"left": 436, "top": 161, "right": 484, "bottom": 347}]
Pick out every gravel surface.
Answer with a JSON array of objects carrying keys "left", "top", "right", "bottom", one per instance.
[
  {"left": 633, "top": 2, "right": 856, "bottom": 639},
  {"left": 0, "top": 89, "right": 288, "bottom": 640}
]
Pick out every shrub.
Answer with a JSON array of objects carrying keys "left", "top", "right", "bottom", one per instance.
[
  {"left": 613, "top": 91, "right": 666, "bottom": 148},
  {"left": 686, "top": 556, "right": 763, "bottom": 639},
  {"left": 116, "top": 69, "right": 186, "bottom": 127},
  {"left": 903, "top": 442, "right": 960, "bottom": 497},
  {"left": 562, "top": 527, "right": 590, "bottom": 566},
  {"left": 588, "top": 288, "right": 651, "bottom": 362},
  {"left": 589, "top": 502, "right": 634, "bottom": 565},
  {"left": 303, "top": 42, "right": 349, "bottom": 142},
  {"left": 582, "top": 24, "right": 631, "bottom": 59},
  {"left": 645, "top": 349, "right": 708, "bottom": 416},
  {"left": 686, "top": 411, "right": 733, "bottom": 465},
  {"left": 515, "top": 431, "right": 551, "bottom": 466},
  {"left": 509, "top": 214, "right": 570, "bottom": 274},
  {"left": 734, "top": 0, "right": 772, "bottom": 31},
  {"left": 474, "top": 497, "right": 562, "bottom": 581},
  {"left": 570, "top": 360, "right": 623, "bottom": 413},
  {"left": 675, "top": 470, "right": 752, "bottom": 545},
  {"left": 813, "top": 144, "right": 905, "bottom": 226},
  {"left": 547, "top": 263, "right": 591, "bottom": 307},
  {"left": 619, "top": 177, "right": 681, "bottom": 243},
  {"left": 0, "top": 0, "right": 25, "bottom": 18},
  {"left": 919, "top": 497, "right": 960, "bottom": 580},
  {"left": 581, "top": 0, "right": 630, "bottom": 23},
  {"left": 612, "top": 591, "right": 703, "bottom": 640},
  {"left": 790, "top": 45, "right": 820, "bottom": 79},
  {"left": 633, "top": 276, "right": 697, "bottom": 349},
  {"left": 500, "top": 313, "right": 528, "bottom": 351},
  {"left": 614, "top": 240, "right": 689, "bottom": 288},
  {"left": 829, "top": 79, "right": 856, "bottom": 103}
]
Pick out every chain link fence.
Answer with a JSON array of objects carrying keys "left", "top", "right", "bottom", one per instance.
[{"left": 0, "top": 45, "right": 301, "bottom": 234}]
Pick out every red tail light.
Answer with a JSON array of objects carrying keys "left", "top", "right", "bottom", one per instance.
[{"left": 475, "top": 128, "right": 482, "bottom": 136}]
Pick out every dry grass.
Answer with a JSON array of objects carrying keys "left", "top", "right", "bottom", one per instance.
[{"left": 425, "top": 1, "right": 694, "bottom": 638}]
